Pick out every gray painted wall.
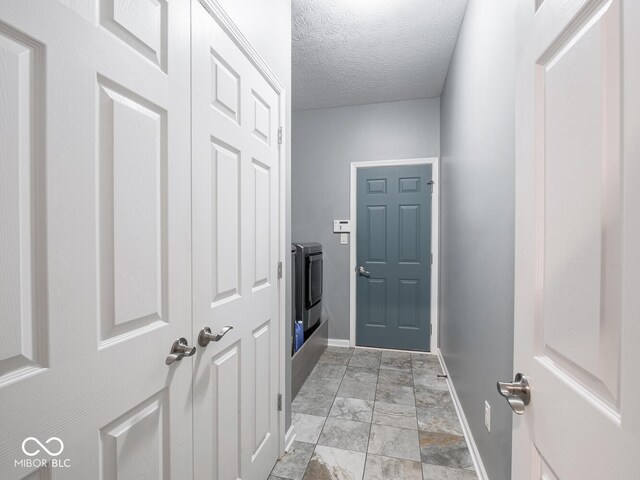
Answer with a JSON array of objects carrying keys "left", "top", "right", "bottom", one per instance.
[
  {"left": 216, "top": 0, "right": 293, "bottom": 431},
  {"left": 292, "top": 99, "right": 440, "bottom": 340},
  {"left": 439, "top": 1, "right": 515, "bottom": 479}
]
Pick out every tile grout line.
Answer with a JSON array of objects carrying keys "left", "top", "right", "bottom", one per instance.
[
  {"left": 301, "top": 347, "right": 354, "bottom": 480},
  {"left": 362, "top": 352, "right": 381, "bottom": 480}
]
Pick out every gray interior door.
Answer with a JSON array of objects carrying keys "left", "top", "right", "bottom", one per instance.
[{"left": 356, "top": 165, "right": 432, "bottom": 351}]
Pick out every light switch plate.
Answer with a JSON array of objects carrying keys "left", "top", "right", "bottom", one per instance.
[{"left": 340, "top": 233, "right": 348, "bottom": 245}]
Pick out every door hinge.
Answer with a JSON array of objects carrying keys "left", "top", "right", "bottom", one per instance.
[
  {"left": 277, "top": 393, "right": 283, "bottom": 411},
  {"left": 430, "top": 324, "right": 433, "bottom": 335},
  {"left": 278, "top": 126, "right": 283, "bottom": 145},
  {"left": 430, "top": 253, "right": 433, "bottom": 265},
  {"left": 277, "top": 261, "right": 283, "bottom": 279},
  {"left": 427, "top": 180, "right": 435, "bottom": 194}
]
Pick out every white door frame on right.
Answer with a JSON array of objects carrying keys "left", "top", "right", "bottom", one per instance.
[
  {"left": 512, "top": 0, "right": 640, "bottom": 477},
  {"left": 349, "top": 157, "right": 440, "bottom": 353}
]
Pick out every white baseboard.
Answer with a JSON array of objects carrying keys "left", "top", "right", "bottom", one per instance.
[
  {"left": 327, "top": 338, "right": 350, "bottom": 347},
  {"left": 437, "top": 349, "right": 489, "bottom": 480},
  {"left": 284, "top": 424, "right": 296, "bottom": 452}
]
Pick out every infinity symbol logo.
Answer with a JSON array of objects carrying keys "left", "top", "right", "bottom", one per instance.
[{"left": 21, "top": 437, "right": 64, "bottom": 457}]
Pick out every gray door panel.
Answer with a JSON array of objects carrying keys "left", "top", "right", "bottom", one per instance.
[{"left": 356, "top": 165, "right": 432, "bottom": 351}]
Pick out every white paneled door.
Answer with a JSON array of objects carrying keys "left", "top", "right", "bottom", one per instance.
[
  {"left": 0, "top": 0, "right": 193, "bottom": 479},
  {"left": 191, "top": 2, "right": 282, "bottom": 480},
  {"left": 513, "top": 0, "right": 640, "bottom": 478}
]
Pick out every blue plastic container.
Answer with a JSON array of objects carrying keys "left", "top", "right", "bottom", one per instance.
[{"left": 294, "top": 321, "right": 304, "bottom": 353}]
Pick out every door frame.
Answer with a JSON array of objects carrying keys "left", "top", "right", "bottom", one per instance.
[
  {"left": 197, "top": 0, "right": 289, "bottom": 456},
  {"left": 349, "top": 157, "right": 440, "bottom": 352}
]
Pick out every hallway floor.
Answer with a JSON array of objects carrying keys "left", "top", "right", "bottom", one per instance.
[{"left": 270, "top": 347, "right": 477, "bottom": 480}]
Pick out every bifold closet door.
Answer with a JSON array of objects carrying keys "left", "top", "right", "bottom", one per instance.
[
  {"left": 0, "top": 1, "right": 193, "bottom": 478},
  {"left": 191, "top": 1, "right": 282, "bottom": 479}
]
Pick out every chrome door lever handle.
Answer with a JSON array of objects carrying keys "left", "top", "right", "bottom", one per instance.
[
  {"left": 356, "top": 266, "right": 370, "bottom": 277},
  {"left": 497, "top": 373, "right": 530, "bottom": 415},
  {"left": 166, "top": 337, "right": 196, "bottom": 365},
  {"left": 198, "top": 326, "right": 233, "bottom": 347}
]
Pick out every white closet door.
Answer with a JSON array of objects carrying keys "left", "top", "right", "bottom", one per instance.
[
  {"left": 0, "top": 1, "right": 193, "bottom": 478},
  {"left": 191, "top": 1, "right": 282, "bottom": 479},
  {"left": 512, "top": 0, "right": 640, "bottom": 478}
]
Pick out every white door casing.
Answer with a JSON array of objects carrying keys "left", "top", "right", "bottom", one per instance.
[
  {"left": 513, "top": 0, "right": 640, "bottom": 478},
  {"left": 191, "top": 1, "right": 283, "bottom": 480},
  {"left": 0, "top": 0, "right": 193, "bottom": 479}
]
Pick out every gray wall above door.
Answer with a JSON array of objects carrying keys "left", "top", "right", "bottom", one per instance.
[
  {"left": 292, "top": 98, "right": 440, "bottom": 341},
  {"left": 439, "top": 0, "right": 516, "bottom": 479}
]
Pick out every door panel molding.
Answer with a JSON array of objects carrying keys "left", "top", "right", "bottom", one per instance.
[{"left": 349, "top": 157, "right": 439, "bottom": 352}]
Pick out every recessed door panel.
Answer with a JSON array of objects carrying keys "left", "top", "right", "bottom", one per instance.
[
  {"left": 211, "top": 140, "right": 241, "bottom": 306},
  {"left": 0, "top": 26, "right": 47, "bottom": 382},
  {"left": 98, "top": 80, "right": 168, "bottom": 344}
]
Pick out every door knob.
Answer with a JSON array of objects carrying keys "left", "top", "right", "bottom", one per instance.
[
  {"left": 497, "top": 373, "right": 530, "bottom": 415},
  {"left": 198, "top": 326, "right": 233, "bottom": 347},
  {"left": 165, "top": 338, "right": 196, "bottom": 365},
  {"left": 356, "top": 266, "right": 370, "bottom": 277}
]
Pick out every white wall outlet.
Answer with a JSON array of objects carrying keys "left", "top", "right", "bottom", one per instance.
[
  {"left": 484, "top": 400, "right": 491, "bottom": 432},
  {"left": 340, "top": 233, "right": 348, "bottom": 245}
]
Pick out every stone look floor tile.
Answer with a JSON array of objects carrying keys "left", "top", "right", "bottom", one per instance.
[
  {"left": 329, "top": 397, "right": 374, "bottom": 423},
  {"left": 319, "top": 349, "right": 353, "bottom": 366},
  {"left": 381, "top": 351, "right": 412, "bottom": 360},
  {"left": 270, "top": 441, "right": 315, "bottom": 480},
  {"left": 292, "top": 412, "right": 326, "bottom": 443},
  {"left": 353, "top": 348, "right": 382, "bottom": 358},
  {"left": 364, "top": 454, "right": 423, "bottom": 480},
  {"left": 377, "top": 368, "right": 413, "bottom": 387},
  {"left": 292, "top": 391, "right": 335, "bottom": 416},
  {"left": 412, "top": 362, "right": 443, "bottom": 376},
  {"left": 303, "top": 445, "right": 366, "bottom": 480},
  {"left": 318, "top": 418, "right": 371, "bottom": 453},
  {"left": 419, "top": 431, "right": 473, "bottom": 469},
  {"left": 368, "top": 424, "right": 421, "bottom": 462},
  {"left": 349, "top": 354, "right": 381, "bottom": 368},
  {"left": 380, "top": 356, "right": 413, "bottom": 371},
  {"left": 422, "top": 463, "right": 477, "bottom": 480},
  {"left": 343, "top": 366, "right": 379, "bottom": 384},
  {"left": 337, "top": 380, "right": 377, "bottom": 401},
  {"left": 310, "top": 363, "right": 348, "bottom": 380},
  {"left": 413, "top": 372, "right": 449, "bottom": 391},
  {"left": 414, "top": 387, "right": 453, "bottom": 408},
  {"left": 286, "top": 347, "right": 473, "bottom": 480},
  {"left": 376, "top": 383, "right": 415, "bottom": 406},
  {"left": 372, "top": 401, "right": 418, "bottom": 430},
  {"left": 299, "top": 376, "right": 342, "bottom": 397},
  {"left": 417, "top": 405, "right": 462, "bottom": 435}
]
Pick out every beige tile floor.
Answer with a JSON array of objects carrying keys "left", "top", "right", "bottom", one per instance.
[{"left": 270, "top": 347, "right": 478, "bottom": 480}]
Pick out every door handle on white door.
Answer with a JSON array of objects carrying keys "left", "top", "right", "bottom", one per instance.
[
  {"left": 356, "top": 266, "right": 370, "bottom": 277},
  {"left": 198, "top": 326, "right": 233, "bottom": 347},
  {"left": 165, "top": 338, "right": 196, "bottom": 365},
  {"left": 497, "top": 373, "right": 530, "bottom": 415}
]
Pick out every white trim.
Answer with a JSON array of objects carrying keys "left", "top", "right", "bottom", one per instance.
[
  {"left": 284, "top": 425, "right": 296, "bottom": 452},
  {"left": 437, "top": 349, "right": 488, "bottom": 480},
  {"left": 197, "top": 0, "right": 289, "bottom": 457},
  {"left": 349, "top": 157, "right": 440, "bottom": 352},
  {"left": 327, "top": 338, "right": 351, "bottom": 348}
]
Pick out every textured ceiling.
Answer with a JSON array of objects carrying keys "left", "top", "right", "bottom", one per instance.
[{"left": 292, "top": 0, "right": 468, "bottom": 110}]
